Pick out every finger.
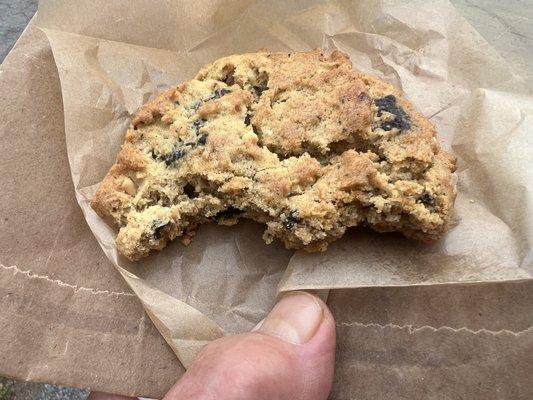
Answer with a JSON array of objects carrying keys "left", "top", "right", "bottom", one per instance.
[
  {"left": 164, "top": 291, "right": 336, "bottom": 400},
  {"left": 87, "top": 392, "right": 137, "bottom": 400}
]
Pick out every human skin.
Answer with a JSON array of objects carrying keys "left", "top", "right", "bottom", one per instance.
[{"left": 89, "top": 291, "right": 336, "bottom": 400}]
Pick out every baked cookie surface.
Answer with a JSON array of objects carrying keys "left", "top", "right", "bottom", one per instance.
[{"left": 92, "top": 50, "right": 456, "bottom": 260}]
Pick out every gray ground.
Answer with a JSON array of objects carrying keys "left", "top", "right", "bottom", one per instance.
[
  {"left": 0, "top": 0, "right": 37, "bottom": 61},
  {"left": 1, "top": 0, "right": 531, "bottom": 399},
  {"left": 0, "top": 377, "right": 88, "bottom": 400}
]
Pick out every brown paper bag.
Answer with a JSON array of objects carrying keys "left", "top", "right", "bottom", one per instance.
[
  {"left": 0, "top": 23, "right": 182, "bottom": 397},
  {"left": 0, "top": 2, "right": 533, "bottom": 398}
]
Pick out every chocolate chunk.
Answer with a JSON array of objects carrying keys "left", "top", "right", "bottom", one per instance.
[
  {"left": 162, "top": 126, "right": 207, "bottom": 166},
  {"left": 197, "top": 134, "right": 207, "bottom": 146},
  {"left": 419, "top": 192, "right": 435, "bottom": 205},
  {"left": 211, "top": 88, "right": 232, "bottom": 100},
  {"left": 152, "top": 220, "right": 169, "bottom": 239},
  {"left": 163, "top": 147, "right": 187, "bottom": 165},
  {"left": 380, "top": 122, "right": 394, "bottom": 131},
  {"left": 192, "top": 118, "right": 206, "bottom": 132},
  {"left": 283, "top": 211, "right": 300, "bottom": 230},
  {"left": 375, "top": 95, "right": 397, "bottom": 111},
  {"left": 375, "top": 95, "right": 411, "bottom": 131}
]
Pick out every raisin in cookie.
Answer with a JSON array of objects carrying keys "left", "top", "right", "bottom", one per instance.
[{"left": 92, "top": 50, "right": 456, "bottom": 261}]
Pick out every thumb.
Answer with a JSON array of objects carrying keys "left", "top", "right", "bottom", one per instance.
[{"left": 165, "top": 291, "right": 336, "bottom": 400}]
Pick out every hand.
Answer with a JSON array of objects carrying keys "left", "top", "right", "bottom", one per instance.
[{"left": 89, "top": 291, "right": 336, "bottom": 400}]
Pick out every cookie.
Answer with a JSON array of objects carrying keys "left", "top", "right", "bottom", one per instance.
[{"left": 91, "top": 50, "right": 456, "bottom": 261}]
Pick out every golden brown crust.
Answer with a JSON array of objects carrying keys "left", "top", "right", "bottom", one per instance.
[{"left": 92, "top": 50, "right": 456, "bottom": 260}]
